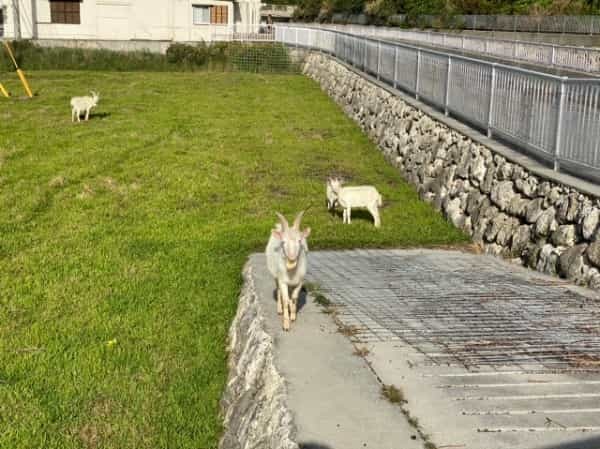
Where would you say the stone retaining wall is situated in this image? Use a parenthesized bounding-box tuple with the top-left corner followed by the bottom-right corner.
(219, 265, 298, 449)
(303, 52, 600, 290)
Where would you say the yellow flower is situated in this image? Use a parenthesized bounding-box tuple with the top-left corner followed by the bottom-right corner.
(106, 339, 117, 347)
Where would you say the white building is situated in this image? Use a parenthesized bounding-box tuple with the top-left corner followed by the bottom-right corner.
(0, 0, 263, 43)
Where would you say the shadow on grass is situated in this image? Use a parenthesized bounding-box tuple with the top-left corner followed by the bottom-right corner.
(91, 112, 111, 120)
(329, 208, 376, 225)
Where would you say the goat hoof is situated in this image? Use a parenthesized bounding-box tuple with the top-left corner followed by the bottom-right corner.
(290, 314, 296, 322)
(283, 320, 290, 331)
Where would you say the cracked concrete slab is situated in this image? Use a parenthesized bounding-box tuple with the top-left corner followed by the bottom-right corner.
(302, 249, 600, 449)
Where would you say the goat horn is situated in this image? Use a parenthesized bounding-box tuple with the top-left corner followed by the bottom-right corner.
(292, 210, 305, 230)
(275, 212, 289, 231)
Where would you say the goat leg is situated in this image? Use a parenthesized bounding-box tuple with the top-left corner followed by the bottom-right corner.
(279, 281, 291, 331)
(276, 284, 283, 315)
(290, 283, 302, 322)
(368, 204, 381, 228)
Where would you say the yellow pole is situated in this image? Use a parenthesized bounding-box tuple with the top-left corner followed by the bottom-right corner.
(0, 82, 8, 98)
(3, 41, 33, 98)
(16, 69, 33, 98)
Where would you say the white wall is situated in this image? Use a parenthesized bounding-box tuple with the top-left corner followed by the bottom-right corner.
(4, 0, 261, 41)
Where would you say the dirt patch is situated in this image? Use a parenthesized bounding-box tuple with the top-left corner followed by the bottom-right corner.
(49, 176, 67, 188)
(381, 384, 407, 404)
(77, 184, 95, 200)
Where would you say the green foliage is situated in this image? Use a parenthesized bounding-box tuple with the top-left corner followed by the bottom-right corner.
(0, 41, 299, 73)
(165, 42, 209, 67)
(293, 0, 600, 25)
(1, 40, 170, 72)
(0, 70, 466, 448)
(294, 0, 324, 20)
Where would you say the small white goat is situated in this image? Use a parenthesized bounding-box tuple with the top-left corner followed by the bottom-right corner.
(265, 211, 311, 331)
(70, 91, 99, 122)
(327, 177, 382, 227)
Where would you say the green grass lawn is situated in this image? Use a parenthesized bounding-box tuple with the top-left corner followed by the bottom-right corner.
(0, 70, 467, 449)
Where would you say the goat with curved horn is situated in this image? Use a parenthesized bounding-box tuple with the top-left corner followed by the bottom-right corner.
(275, 212, 289, 231)
(292, 210, 305, 230)
(265, 211, 311, 331)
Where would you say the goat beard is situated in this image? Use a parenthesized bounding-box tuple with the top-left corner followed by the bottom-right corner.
(286, 258, 297, 270)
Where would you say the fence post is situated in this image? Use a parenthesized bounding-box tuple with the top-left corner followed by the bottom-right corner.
(554, 77, 568, 172)
(551, 45, 556, 66)
(487, 64, 497, 138)
(363, 39, 368, 71)
(444, 56, 452, 116)
(376, 40, 381, 80)
(295, 28, 299, 48)
(415, 49, 421, 100)
(393, 46, 398, 89)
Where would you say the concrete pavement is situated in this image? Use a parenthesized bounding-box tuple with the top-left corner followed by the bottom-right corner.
(249, 249, 600, 449)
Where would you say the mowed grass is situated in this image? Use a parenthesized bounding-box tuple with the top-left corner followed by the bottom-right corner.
(0, 70, 467, 449)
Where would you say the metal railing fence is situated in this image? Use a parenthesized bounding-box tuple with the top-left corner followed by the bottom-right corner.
(458, 15, 600, 34)
(276, 25, 600, 182)
(302, 23, 600, 75)
(212, 23, 275, 42)
(337, 14, 600, 35)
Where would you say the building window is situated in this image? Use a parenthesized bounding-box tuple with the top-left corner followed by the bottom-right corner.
(50, 0, 81, 25)
(0, 8, 4, 38)
(193, 5, 228, 25)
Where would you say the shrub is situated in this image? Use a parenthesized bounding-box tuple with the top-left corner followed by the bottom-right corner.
(0, 41, 299, 73)
(165, 42, 209, 68)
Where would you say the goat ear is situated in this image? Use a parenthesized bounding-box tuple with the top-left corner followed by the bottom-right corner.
(302, 227, 311, 239)
(272, 229, 282, 240)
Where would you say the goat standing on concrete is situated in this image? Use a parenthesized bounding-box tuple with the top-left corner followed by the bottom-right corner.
(265, 211, 311, 331)
(327, 177, 382, 227)
(71, 91, 99, 122)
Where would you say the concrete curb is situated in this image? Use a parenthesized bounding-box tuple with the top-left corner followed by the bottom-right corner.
(219, 264, 298, 449)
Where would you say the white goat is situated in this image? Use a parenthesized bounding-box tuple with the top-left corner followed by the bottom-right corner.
(327, 177, 382, 227)
(71, 91, 99, 122)
(265, 211, 311, 331)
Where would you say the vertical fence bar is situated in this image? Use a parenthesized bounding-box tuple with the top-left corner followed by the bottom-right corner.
(363, 39, 368, 71)
(487, 64, 497, 138)
(393, 46, 398, 89)
(551, 45, 556, 65)
(554, 77, 568, 171)
(415, 49, 421, 100)
(444, 56, 452, 116)
(376, 40, 381, 80)
(295, 28, 299, 48)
